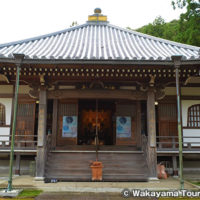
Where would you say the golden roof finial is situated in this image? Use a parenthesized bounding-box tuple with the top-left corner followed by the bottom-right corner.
(88, 8, 107, 22)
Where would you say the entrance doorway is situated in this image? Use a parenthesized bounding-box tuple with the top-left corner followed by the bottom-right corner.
(78, 99, 115, 145)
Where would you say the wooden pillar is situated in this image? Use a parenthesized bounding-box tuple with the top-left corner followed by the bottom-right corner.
(136, 101, 142, 149)
(147, 88, 158, 180)
(51, 99, 58, 149)
(15, 154, 20, 175)
(35, 88, 47, 180)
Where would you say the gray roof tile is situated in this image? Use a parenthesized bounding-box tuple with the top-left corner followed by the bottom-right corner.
(0, 22, 199, 61)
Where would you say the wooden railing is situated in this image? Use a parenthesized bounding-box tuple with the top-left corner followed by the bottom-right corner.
(157, 136, 200, 151)
(0, 134, 37, 150)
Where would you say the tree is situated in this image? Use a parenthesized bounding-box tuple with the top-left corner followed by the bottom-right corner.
(172, 0, 200, 46)
(135, 16, 166, 38)
(132, 0, 200, 46)
(134, 16, 179, 41)
(172, 0, 200, 10)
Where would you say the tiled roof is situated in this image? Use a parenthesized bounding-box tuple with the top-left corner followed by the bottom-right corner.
(0, 21, 199, 61)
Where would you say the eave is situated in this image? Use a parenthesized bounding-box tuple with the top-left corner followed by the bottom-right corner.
(0, 57, 200, 66)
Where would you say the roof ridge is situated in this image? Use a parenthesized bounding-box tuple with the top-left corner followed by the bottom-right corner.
(106, 23, 200, 51)
(0, 23, 88, 49)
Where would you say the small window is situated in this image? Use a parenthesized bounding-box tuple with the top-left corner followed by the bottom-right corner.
(0, 103, 6, 126)
(188, 104, 200, 128)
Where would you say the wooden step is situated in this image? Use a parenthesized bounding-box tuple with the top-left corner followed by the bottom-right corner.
(48, 154, 145, 162)
(45, 174, 148, 182)
(45, 151, 148, 181)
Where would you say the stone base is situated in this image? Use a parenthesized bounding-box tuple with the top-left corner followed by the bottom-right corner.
(148, 177, 159, 182)
(34, 177, 44, 181)
(0, 189, 23, 197)
(173, 169, 178, 176)
(15, 170, 20, 175)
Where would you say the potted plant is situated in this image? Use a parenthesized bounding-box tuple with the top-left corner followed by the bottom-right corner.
(90, 160, 103, 181)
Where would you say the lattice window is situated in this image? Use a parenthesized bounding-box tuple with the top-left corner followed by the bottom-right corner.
(0, 103, 6, 126)
(159, 103, 177, 120)
(188, 104, 200, 128)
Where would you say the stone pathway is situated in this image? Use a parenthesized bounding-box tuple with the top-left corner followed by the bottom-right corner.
(0, 176, 8, 185)
(0, 175, 199, 200)
(35, 192, 157, 200)
(0, 175, 197, 194)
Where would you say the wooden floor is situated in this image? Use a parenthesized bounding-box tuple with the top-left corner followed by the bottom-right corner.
(45, 149, 148, 182)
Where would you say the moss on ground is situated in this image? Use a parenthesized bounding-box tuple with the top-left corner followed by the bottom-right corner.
(18, 189, 42, 198)
(193, 182, 200, 186)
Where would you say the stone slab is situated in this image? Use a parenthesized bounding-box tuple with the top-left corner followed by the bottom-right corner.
(0, 189, 22, 197)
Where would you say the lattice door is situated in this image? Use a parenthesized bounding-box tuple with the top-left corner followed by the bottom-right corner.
(16, 102, 36, 147)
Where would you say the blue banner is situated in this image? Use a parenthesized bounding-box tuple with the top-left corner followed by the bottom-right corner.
(62, 116, 77, 138)
(116, 116, 131, 138)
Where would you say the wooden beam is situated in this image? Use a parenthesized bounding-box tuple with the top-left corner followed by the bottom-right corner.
(0, 94, 33, 99)
(36, 88, 47, 179)
(48, 89, 146, 100)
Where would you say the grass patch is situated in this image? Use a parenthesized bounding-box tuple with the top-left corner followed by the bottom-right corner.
(192, 182, 200, 186)
(18, 189, 42, 198)
(0, 189, 42, 200)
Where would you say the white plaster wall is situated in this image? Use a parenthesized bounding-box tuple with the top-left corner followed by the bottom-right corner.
(0, 127, 10, 145)
(182, 100, 200, 146)
(183, 129, 200, 147)
(182, 100, 200, 126)
(0, 98, 12, 145)
(0, 98, 12, 125)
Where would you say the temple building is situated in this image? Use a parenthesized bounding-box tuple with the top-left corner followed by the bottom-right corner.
(0, 8, 200, 181)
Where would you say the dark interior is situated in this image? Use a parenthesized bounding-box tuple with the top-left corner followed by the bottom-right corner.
(78, 99, 115, 145)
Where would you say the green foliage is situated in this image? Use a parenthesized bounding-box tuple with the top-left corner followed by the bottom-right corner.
(70, 21, 78, 27)
(135, 17, 180, 41)
(137, 16, 166, 38)
(177, 0, 200, 46)
(132, 0, 200, 46)
(172, 0, 200, 10)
